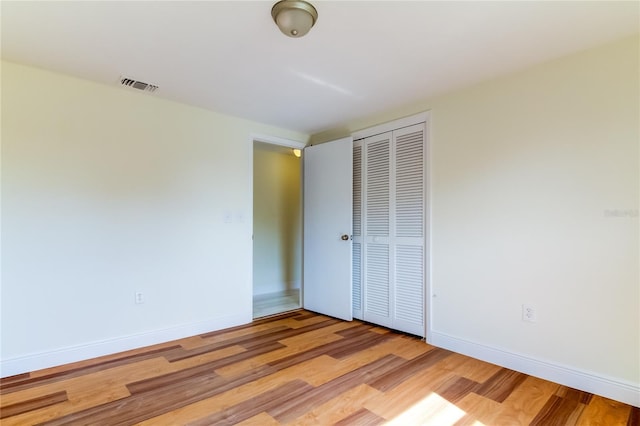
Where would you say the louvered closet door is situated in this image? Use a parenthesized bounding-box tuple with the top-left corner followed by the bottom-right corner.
(363, 132, 393, 328)
(354, 121, 426, 337)
(392, 124, 425, 336)
(352, 141, 363, 320)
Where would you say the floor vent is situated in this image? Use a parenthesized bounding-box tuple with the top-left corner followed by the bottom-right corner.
(120, 77, 158, 93)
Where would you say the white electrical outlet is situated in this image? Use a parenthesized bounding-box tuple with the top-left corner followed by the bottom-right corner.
(522, 304, 536, 322)
(135, 292, 144, 304)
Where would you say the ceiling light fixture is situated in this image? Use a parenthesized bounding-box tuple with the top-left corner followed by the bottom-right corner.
(271, 0, 318, 38)
(292, 148, 302, 158)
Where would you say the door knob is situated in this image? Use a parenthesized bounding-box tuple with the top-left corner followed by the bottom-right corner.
(341, 234, 349, 241)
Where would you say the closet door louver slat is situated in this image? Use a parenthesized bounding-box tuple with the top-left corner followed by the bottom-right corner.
(396, 130, 424, 238)
(353, 243, 362, 314)
(395, 245, 424, 326)
(365, 244, 390, 318)
(365, 139, 390, 237)
(352, 144, 363, 318)
(353, 145, 362, 237)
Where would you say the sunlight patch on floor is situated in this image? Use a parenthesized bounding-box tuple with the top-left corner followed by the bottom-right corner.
(386, 392, 484, 426)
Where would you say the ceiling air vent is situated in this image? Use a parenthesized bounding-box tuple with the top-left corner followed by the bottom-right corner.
(120, 77, 158, 93)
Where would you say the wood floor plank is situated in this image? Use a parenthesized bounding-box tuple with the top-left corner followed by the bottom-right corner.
(0, 345, 182, 395)
(434, 376, 479, 404)
(365, 362, 458, 420)
(388, 336, 437, 360)
(530, 394, 585, 426)
(212, 346, 318, 379)
(0, 357, 170, 425)
(133, 379, 268, 425)
(236, 412, 281, 426)
(577, 395, 635, 426)
(279, 313, 339, 329)
(135, 356, 341, 425)
(0, 373, 30, 386)
(29, 338, 184, 379)
(0, 390, 67, 419)
(332, 407, 386, 426)
(628, 406, 640, 426)
(278, 320, 362, 346)
(333, 323, 376, 338)
(324, 330, 394, 359)
(454, 391, 504, 425)
(288, 311, 318, 321)
(40, 365, 270, 426)
(384, 389, 468, 425)
(267, 354, 408, 423)
(1, 310, 636, 425)
(199, 319, 294, 342)
(170, 335, 207, 350)
(149, 350, 361, 425)
(438, 352, 503, 383)
(169, 344, 250, 371)
(37, 344, 285, 425)
(187, 380, 314, 426)
(299, 337, 410, 387)
(199, 311, 300, 336)
(127, 343, 283, 394)
(164, 326, 291, 362)
(474, 367, 529, 403)
(285, 383, 383, 425)
(266, 330, 392, 372)
(490, 375, 560, 425)
(558, 385, 594, 404)
(367, 347, 453, 392)
(239, 319, 342, 350)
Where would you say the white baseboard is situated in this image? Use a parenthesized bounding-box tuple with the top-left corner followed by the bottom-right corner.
(429, 330, 640, 408)
(253, 281, 301, 296)
(0, 312, 250, 378)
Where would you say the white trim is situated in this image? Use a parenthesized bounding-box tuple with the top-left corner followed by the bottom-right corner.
(424, 112, 433, 343)
(0, 312, 248, 378)
(430, 330, 640, 408)
(352, 112, 429, 141)
(251, 133, 307, 149)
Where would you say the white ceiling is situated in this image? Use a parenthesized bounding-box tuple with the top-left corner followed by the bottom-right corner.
(2, 1, 638, 135)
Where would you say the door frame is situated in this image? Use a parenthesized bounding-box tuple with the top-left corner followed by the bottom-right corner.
(249, 133, 307, 317)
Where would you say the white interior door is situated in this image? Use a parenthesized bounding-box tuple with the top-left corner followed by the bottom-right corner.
(303, 137, 353, 321)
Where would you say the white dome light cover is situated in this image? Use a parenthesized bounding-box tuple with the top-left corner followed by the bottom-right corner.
(271, 0, 318, 38)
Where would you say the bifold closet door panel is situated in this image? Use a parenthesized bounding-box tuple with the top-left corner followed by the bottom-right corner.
(392, 124, 426, 336)
(352, 142, 363, 319)
(363, 132, 393, 328)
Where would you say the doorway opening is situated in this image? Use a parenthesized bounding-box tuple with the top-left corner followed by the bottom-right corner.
(252, 140, 303, 318)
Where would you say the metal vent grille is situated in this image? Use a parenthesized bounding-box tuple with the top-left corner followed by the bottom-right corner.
(120, 77, 158, 93)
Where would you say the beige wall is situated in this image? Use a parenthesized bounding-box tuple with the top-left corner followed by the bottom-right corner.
(253, 143, 302, 296)
(314, 35, 639, 394)
(1, 61, 308, 374)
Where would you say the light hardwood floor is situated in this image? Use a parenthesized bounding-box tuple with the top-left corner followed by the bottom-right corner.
(1, 310, 637, 425)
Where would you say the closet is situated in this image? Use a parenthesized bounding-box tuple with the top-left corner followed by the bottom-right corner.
(352, 116, 427, 337)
